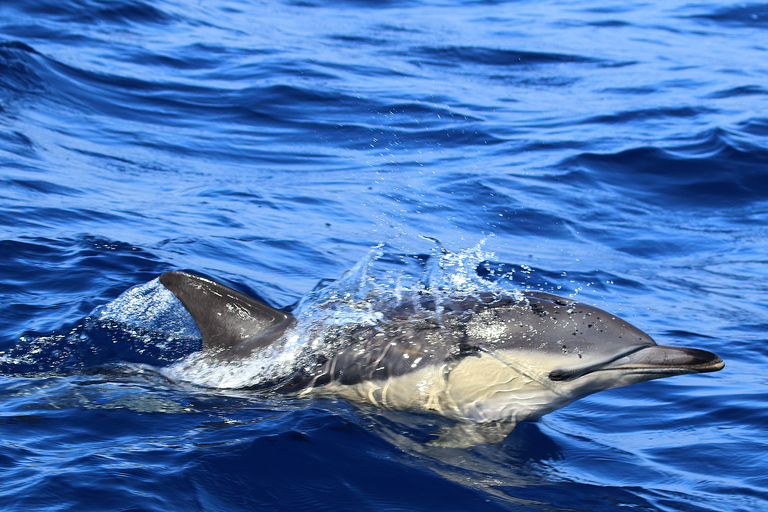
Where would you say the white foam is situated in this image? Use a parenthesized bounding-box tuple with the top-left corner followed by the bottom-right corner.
(95, 278, 200, 339)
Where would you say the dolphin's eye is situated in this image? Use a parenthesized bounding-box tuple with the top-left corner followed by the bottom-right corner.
(548, 368, 575, 381)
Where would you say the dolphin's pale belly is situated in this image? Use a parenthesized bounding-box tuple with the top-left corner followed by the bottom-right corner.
(301, 351, 570, 425)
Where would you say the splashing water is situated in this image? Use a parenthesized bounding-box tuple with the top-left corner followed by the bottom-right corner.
(0, 279, 201, 374)
(95, 278, 200, 339)
(161, 242, 511, 389)
(0, 243, 514, 386)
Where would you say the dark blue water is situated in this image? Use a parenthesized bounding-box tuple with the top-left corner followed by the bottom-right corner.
(1, 0, 767, 510)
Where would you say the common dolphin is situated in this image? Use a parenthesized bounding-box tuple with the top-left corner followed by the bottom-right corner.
(159, 270, 724, 447)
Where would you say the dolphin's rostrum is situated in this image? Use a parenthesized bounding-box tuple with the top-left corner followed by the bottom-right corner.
(160, 270, 723, 447)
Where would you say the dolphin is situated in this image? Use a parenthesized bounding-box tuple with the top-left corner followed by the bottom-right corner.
(159, 270, 724, 447)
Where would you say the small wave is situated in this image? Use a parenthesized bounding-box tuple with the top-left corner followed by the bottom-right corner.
(581, 106, 715, 125)
(374, 102, 484, 126)
(706, 85, 768, 99)
(0, 41, 45, 99)
(20, 0, 175, 26)
(740, 117, 768, 137)
(0, 178, 82, 197)
(559, 128, 768, 208)
(689, 3, 768, 28)
(410, 46, 604, 68)
(0, 131, 36, 159)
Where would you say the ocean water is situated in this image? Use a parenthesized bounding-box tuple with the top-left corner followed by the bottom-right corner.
(1, 0, 767, 510)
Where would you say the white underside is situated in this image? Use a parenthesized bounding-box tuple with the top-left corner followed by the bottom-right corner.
(300, 351, 575, 425)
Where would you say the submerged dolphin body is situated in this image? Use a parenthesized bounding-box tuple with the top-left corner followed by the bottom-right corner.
(159, 270, 723, 447)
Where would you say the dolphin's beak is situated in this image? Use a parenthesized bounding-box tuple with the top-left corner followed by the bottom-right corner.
(548, 345, 724, 381)
(598, 345, 724, 375)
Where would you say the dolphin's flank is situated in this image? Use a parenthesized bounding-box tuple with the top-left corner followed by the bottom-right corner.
(159, 270, 724, 447)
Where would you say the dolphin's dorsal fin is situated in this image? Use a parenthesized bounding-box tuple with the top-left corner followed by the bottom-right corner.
(159, 271, 295, 355)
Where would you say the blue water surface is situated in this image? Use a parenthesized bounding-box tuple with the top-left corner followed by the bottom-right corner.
(1, 0, 767, 510)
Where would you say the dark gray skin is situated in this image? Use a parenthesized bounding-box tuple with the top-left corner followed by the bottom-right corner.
(159, 270, 724, 446)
